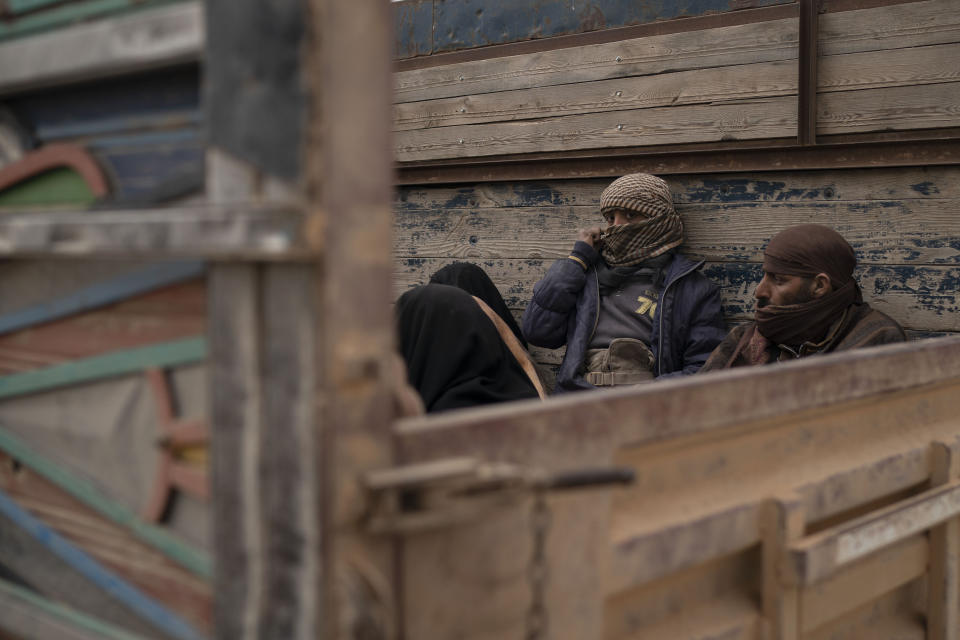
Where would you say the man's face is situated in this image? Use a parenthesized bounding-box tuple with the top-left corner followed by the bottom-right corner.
(755, 272, 816, 308)
(602, 208, 641, 227)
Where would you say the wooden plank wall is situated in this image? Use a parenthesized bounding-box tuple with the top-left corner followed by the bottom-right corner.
(395, 165, 960, 364)
(395, 337, 960, 639)
(392, 0, 793, 59)
(392, 0, 960, 162)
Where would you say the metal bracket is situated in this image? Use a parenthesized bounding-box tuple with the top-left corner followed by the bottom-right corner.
(362, 457, 633, 535)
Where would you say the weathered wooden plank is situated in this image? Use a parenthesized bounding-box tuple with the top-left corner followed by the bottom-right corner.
(928, 440, 960, 640)
(0, 576, 147, 640)
(787, 480, 960, 585)
(0, 262, 204, 337)
(394, 60, 796, 131)
(799, 534, 928, 633)
(257, 265, 319, 639)
(208, 264, 260, 640)
(393, 18, 799, 103)
(0, 337, 206, 401)
(0, 450, 211, 632)
(395, 258, 960, 331)
(0, 487, 205, 640)
(0, 205, 308, 259)
(0, 426, 211, 580)
(395, 95, 797, 161)
(761, 497, 802, 640)
(393, 167, 960, 210)
(819, 42, 960, 94)
(820, 0, 960, 57)
(603, 550, 761, 639)
(395, 198, 960, 264)
(394, 42, 960, 136)
(818, 82, 960, 137)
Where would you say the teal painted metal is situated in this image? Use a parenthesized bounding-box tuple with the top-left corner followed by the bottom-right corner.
(0, 424, 212, 579)
(0, 336, 207, 400)
(0, 576, 149, 640)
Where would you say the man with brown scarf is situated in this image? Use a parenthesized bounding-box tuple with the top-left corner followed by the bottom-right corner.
(701, 224, 906, 371)
(523, 173, 726, 391)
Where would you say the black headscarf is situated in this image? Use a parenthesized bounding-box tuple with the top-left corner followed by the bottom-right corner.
(396, 283, 538, 413)
(430, 262, 526, 347)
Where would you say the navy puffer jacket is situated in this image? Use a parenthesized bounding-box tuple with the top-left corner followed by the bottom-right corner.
(522, 241, 726, 392)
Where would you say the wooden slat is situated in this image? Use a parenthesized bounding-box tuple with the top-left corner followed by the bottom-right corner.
(819, 0, 960, 57)
(0, 337, 206, 401)
(0, 205, 308, 259)
(761, 497, 803, 639)
(0, 2, 202, 96)
(394, 167, 960, 210)
(798, 534, 928, 633)
(394, 60, 796, 132)
(0, 426, 211, 580)
(820, 42, 960, 94)
(395, 198, 960, 265)
(927, 440, 960, 639)
(0, 487, 204, 640)
(394, 18, 799, 103)
(819, 83, 960, 136)
(395, 258, 960, 331)
(395, 96, 797, 162)
(787, 480, 960, 585)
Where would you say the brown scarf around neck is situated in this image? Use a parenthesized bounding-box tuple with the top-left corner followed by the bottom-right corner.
(755, 279, 862, 346)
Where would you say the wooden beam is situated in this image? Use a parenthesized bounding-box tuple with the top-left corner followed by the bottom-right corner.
(0, 204, 308, 260)
(310, 0, 398, 637)
(0, 336, 206, 401)
(0, 2, 202, 96)
(928, 440, 960, 640)
(787, 479, 960, 586)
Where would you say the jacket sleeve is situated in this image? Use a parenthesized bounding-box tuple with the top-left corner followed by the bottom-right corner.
(658, 275, 727, 379)
(522, 241, 599, 349)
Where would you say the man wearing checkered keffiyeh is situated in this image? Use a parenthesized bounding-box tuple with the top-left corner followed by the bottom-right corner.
(522, 173, 726, 391)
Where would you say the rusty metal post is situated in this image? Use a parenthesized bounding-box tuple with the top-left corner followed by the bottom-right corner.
(798, 0, 820, 145)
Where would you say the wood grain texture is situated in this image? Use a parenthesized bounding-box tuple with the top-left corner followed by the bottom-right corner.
(396, 337, 960, 638)
(819, 0, 960, 57)
(818, 83, 960, 136)
(0, 450, 212, 633)
(394, 18, 799, 103)
(395, 96, 797, 161)
(394, 60, 797, 132)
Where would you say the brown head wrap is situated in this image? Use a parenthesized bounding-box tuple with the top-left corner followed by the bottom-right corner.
(762, 224, 856, 286)
(598, 173, 684, 266)
(756, 224, 862, 346)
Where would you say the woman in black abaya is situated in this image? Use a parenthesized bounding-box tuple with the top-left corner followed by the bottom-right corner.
(396, 282, 539, 413)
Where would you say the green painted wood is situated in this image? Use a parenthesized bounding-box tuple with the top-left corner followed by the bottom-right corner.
(0, 336, 207, 400)
(0, 424, 212, 579)
(0, 167, 96, 207)
(0, 576, 148, 640)
(0, 0, 187, 43)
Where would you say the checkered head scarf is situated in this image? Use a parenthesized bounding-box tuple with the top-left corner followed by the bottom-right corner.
(598, 173, 684, 267)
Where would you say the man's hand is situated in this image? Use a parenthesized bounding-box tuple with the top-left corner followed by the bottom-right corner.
(577, 227, 603, 247)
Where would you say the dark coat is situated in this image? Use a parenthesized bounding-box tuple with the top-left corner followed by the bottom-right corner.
(699, 302, 906, 372)
(521, 241, 726, 392)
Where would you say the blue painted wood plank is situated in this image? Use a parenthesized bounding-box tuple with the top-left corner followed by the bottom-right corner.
(0, 487, 206, 640)
(394, 0, 795, 58)
(0, 261, 205, 336)
(0, 425, 212, 579)
(36, 111, 200, 141)
(0, 336, 207, 400)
